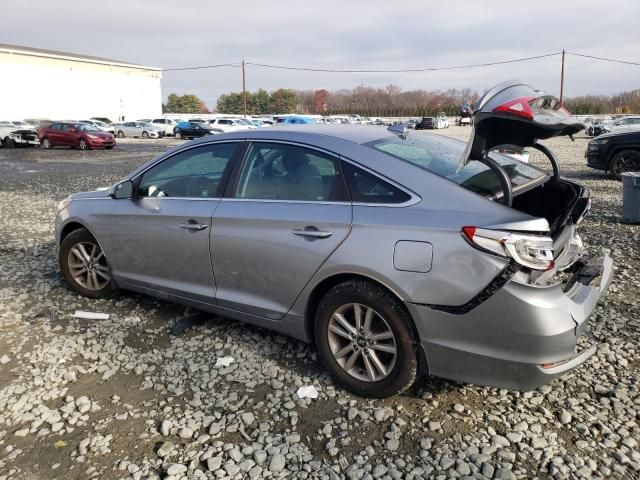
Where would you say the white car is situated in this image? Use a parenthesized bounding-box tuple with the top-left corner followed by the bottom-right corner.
(147, 118, 180, 136)
(113, 122, 164, 138)
(208, 118, 254, 133)
(0, 121, 39, 147)
(79, 120, 114, 134)
(1, 120, 36, 130)
(609, 116, 640, 134)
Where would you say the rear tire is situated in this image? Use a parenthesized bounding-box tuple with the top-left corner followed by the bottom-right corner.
(3, 137, 15, 149)
(106, 146, 114, 150)
(314, 279, 418, 398)
(609, 150, 640, 181)
(59, 228, 116, 299)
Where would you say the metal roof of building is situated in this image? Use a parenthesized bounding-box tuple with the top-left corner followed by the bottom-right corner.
(0, 43, 161, 71)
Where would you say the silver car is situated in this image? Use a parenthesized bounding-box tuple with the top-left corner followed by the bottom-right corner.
(55, 82, 612, 398)
(113, 121, 164, 139)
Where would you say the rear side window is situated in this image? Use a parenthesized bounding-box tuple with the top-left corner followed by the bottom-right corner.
(342, 162, 411, 204)
(235, 142, 348, 202)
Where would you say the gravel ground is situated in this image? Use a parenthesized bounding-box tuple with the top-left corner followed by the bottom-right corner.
(0, 130, 638, 480)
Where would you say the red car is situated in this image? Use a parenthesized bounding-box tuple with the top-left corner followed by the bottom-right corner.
(38, 122, 115, 150)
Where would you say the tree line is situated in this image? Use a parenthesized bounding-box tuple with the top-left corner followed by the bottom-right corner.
(164, 86, 640, 116)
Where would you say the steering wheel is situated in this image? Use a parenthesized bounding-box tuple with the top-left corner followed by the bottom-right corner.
(186, 176, 214, 197)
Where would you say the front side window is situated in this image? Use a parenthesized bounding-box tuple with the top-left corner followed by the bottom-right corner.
(235, 143, 347, 202)
(138, 143, 238, 198)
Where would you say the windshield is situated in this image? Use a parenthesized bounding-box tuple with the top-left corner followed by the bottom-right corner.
(75, 124, 101, 132)
(12, 121, 29, 126)
(363, 134, 546, 197)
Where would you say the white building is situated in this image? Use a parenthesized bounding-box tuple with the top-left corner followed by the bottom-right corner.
(0, 43, 162, 122)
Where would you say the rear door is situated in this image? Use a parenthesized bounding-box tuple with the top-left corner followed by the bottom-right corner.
(109, 141, 241, 305)
(59, 124, 75, 146)
(211, 141, 352, 319)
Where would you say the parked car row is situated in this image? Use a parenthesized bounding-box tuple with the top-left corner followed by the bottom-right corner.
(415, 115, 449, 130)
(584, 115, 640, 137)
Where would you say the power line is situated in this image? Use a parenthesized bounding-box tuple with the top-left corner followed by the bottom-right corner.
(566, 51, 640, 67)
(159, 51, 640, 74)
(161, 52, 561, 73)
(163, 62, 241, 72)
(245, 53, 562, 73)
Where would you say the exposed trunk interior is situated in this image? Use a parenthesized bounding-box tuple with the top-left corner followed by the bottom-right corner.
(511, 178, 585, 237)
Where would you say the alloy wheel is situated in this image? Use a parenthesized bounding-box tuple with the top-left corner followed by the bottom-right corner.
(79, 139, 88, 150)
(42, 138, 51, 149)
(613, 152, 640, 178)
(327, 303, 397, 382)
(67, 241, 110, 291)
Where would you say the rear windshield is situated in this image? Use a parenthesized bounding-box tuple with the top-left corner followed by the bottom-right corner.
(363, 134, 545, 197)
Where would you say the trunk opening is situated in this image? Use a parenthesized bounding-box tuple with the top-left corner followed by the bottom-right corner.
(511, 178, 586, 237)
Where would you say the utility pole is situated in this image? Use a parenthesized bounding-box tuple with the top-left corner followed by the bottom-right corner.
(559, 49, 565, 106)
(242, 60, 247, 118)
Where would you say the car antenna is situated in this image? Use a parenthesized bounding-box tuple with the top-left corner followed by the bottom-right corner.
(387, 123, 409, 139)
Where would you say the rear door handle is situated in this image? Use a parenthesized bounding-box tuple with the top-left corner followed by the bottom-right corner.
(292, 228, 333, 239)
(180, 221, 208, 231)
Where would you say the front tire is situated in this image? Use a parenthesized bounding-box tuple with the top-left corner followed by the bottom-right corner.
(42, 138, 52, 149)
(314, 280, 418, 398)
(142, 131, 149, 139)
(117, 131, 125, 138)
(59, 228, 116, 299)
(609, 150, 640, 181)
(79, 139, 90, 150)
(175, 131, 182, 139)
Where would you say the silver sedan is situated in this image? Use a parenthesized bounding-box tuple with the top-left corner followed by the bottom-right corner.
(113, 122, 164, 139)
(55, 82, 612, 398)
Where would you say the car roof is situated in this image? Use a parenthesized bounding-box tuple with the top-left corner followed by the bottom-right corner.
(232, 124, 406, 145)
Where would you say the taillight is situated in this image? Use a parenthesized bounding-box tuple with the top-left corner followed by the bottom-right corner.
(493, 97, 536, 120)
(462, 226, 555, 271)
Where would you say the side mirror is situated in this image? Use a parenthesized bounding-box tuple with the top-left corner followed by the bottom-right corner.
(110, 180, 133, 199)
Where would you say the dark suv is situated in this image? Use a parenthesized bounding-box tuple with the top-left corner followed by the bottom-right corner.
(415, 117, 436, 130)
(586, 130, 640, 180)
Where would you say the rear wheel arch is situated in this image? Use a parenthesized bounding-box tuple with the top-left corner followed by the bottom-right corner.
(303, 273, 427, 373)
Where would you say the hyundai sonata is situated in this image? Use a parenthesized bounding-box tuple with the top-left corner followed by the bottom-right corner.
(55, 82, 612, 398)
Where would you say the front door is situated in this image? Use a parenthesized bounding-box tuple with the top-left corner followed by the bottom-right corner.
(109, 141, 240, 305)
(212, 141, 352, 319)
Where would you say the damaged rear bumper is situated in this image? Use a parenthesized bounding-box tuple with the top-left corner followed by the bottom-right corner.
(408, 254, 613, 391)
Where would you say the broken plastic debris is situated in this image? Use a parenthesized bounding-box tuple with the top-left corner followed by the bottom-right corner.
(296, 385, 319, 399)
(54, 440, 67, 448)
(214, 356, 234, 367)
(73, 311, 109, 320)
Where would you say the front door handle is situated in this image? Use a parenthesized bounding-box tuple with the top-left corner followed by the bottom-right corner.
(292, 228, 333, 239)
(180, 221, 208, 231)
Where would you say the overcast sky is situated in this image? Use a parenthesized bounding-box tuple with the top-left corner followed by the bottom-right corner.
(4, 0, 640, 109)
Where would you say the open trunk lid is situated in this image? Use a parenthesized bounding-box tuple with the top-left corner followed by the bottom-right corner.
(460, 81, 585, 167)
